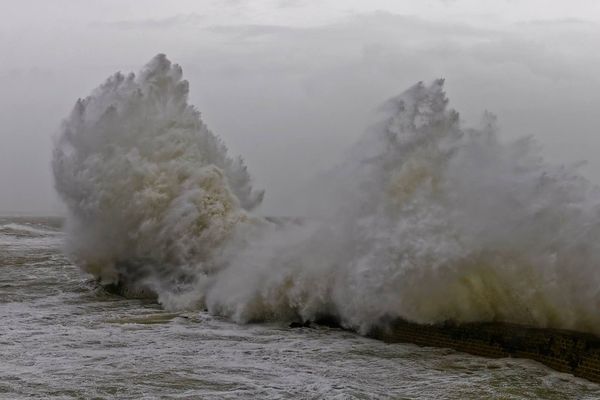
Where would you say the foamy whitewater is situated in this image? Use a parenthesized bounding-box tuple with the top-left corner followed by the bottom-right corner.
(53, 55, 600, 335)
(6, 217, 600, 398)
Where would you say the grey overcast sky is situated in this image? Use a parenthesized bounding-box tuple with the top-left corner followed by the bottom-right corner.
(1, 0, 600, 215)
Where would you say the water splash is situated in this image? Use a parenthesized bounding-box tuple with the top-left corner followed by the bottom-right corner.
(202, 79, 600, 334)
(53, 56, 600, 335)
(53, 54, 264, 290)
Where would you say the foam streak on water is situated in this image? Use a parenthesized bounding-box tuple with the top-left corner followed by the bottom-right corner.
(2, 217, 600, 399)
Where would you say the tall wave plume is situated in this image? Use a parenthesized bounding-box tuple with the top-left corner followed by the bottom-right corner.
(53, 54, 264, 294)
(54, 55, 600, 335)
(200, 79, 600, 334)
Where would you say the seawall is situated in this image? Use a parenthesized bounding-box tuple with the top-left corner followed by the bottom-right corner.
(368, 319, 600, 383)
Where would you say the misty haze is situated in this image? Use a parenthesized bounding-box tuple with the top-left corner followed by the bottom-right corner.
(3, 1, 600, 399)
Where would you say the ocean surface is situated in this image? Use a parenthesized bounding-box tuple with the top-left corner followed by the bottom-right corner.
(2, 217, 600, 400)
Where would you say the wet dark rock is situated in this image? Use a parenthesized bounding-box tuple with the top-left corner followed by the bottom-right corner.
(289, 320, 312, 328)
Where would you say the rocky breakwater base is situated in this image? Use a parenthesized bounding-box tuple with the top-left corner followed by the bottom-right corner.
(367, 319, 600, 383)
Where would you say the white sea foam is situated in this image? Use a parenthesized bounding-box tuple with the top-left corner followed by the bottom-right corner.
(54, 55, 600, 334)
(0, 222, 57, 236)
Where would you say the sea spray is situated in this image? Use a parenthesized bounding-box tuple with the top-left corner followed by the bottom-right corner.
(53, 54, 264, 294)
(202, 79, 600, 333)
(54, 55, 600, 335)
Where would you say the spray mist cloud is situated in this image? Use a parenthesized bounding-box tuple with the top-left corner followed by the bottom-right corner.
(54, 55, 600, 335)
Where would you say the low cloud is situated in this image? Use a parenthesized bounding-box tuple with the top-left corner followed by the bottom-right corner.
(92, 13, 204, 30)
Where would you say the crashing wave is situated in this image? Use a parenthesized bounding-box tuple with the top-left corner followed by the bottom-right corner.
(53, 54, 264, 293)
(201, 80, 600, 334)
(54, 55, 600, 335)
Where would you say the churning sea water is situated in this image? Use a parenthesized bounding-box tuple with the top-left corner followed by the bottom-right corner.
(1, 217, 600, 400)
